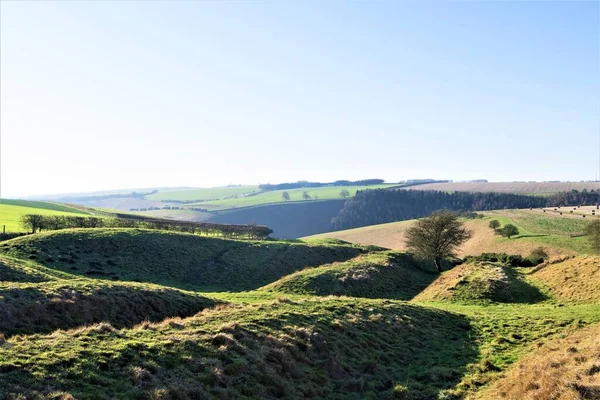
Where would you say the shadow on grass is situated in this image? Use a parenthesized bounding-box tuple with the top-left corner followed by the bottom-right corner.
(0, 283, 219, 336)
(498, 266, 548, 303)
(0, 301, 479, 400)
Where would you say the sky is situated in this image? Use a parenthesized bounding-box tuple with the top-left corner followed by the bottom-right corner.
(1, 1, 598, 197)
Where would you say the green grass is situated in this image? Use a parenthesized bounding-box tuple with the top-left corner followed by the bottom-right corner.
(413, 262, 548, 304)
(190, 185, 397, 210)
(146, 186, 260, 202)
(484, 214, 593, 254)
(261, 251, 437, 300)
(0, 228, 367, 291)
(0, 297, 480, 399)
(0, 223, 599, 399)
(488, 210, 589, 236)
(0, 200, 94, 233)
(0, 278, 218, 336)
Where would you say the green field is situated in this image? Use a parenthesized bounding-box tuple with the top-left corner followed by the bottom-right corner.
(190, 184, 397, 210)
(146, 186, 260, 201)
(0, 199, 92, 233)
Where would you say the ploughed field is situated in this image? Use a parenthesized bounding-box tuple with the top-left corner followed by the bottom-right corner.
(0, 224, 599, 399)
(407, 181, 600, 194)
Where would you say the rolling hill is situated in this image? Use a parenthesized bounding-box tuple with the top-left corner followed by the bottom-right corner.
(261, 251, 436, 300)
(0, 215, 599, 399)
(305, 209, 594, 257)
(0, 199, 94, 233)
(0, 228, 366, 291)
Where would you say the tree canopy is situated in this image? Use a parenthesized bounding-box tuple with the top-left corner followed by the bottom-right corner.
(405, 210, 472, 273)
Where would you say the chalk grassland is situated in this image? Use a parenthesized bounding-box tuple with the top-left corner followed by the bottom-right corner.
(0, 228, 600, 398)
(470, 323, 600, 400)
(407, 181, 600, 193)
(146, 186, 260, 201)
(0, 200, 93, 233)
(184, 184, 398, 210)
(305, 209, 594, 256)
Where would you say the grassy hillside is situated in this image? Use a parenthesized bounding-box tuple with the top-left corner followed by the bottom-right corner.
(1, 217, 599, 398)
(0, 298, 476, 399)
(306, 210, 593, 256)
(408, 181, 600, 193)
(526, 256, 600, 303)
(0, 199, 93, 233)
(0, 278, 217, 336)
(471, 323, 600, 400)
(0, 229, 365, 291)
(187, 184, 397, 210)
(412, 262, 547, 304)
(146, 186, 260, 201)
(262, 252, 436, 300)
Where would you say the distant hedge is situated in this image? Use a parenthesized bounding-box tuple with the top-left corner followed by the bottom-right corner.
(20, 214, 272, 240)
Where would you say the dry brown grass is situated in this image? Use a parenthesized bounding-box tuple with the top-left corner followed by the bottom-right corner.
(528, 256, 600, 303)
(458, 220, 573, 258)
(470, 324, 600, 400)
(410, 182, 600, 193)
(307, 219, 574, 258)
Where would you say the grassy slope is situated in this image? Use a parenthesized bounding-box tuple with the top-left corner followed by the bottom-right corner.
(0, 200, 93, 233)
(261, 251, 437, 300)
(470, 323, 600, 400)
(189, 185, 397, 210)
(0, 278, 218, 336)
(0, 225, 598, 398)
(412, 262, 547, 304)
(526, 256, 600, 303)
(0, 229, 365, 291)
(146, 186, 260, 201)
(306, 210, 592, 256)
(0, 298, 476, 399)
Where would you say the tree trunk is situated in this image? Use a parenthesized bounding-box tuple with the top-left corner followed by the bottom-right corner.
(434, 257, 442, 273)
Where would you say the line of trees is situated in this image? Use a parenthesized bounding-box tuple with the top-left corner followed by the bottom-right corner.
(331, 189, 552, 230)
(20, 214, 273, 240)
(259, 179, 386, 191)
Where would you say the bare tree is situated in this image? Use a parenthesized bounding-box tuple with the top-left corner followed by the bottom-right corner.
(282, 191, 290, 202)
(302, 191, 311, 201)
(340, 189, 350, 198)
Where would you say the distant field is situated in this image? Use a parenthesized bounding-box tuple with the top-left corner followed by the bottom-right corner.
(147, 186, 260, 201)
(0, 200, 92, 233)
(192, 184, 397, 210)
(408, 181, 600, 193)
(305, 209, 595, 256)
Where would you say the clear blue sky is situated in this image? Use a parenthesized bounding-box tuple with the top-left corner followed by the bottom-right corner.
(1, 1, 598, 197)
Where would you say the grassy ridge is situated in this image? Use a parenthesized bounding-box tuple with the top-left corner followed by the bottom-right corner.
(413, 262, 547, 304)
(0, 279, 218, 336)
(0, 200, 93, 233)
(261, 252, 436, 300)
(0, 298, 478, 399)
(0, 229, 366, 291)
